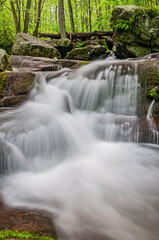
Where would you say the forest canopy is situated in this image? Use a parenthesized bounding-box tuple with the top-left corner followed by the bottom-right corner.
(0, 0, 159, 53)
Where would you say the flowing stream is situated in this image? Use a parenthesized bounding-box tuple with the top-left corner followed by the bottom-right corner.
(0, 58, 159, 240)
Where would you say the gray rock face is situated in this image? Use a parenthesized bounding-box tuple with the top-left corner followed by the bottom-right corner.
(0, 72, 35, 107)
(0, 49, 12, 72)
(12, 33, 61, 59)
(65, 45, 107, 61)
(10, 55, 89, 71)
(111, 5, 159, 58)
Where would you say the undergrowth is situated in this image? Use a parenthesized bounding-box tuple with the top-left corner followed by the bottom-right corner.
(0, 230, 55, 240)
(112, 6, 159, 37)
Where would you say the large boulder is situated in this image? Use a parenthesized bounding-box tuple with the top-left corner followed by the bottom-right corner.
(0, 49, 12, 72)
(65, 45, 107, 61)
(111, 5, 159, 58)
(0, 72, 35, 107)
(12, 33, 61, 59)
(137, 57, 159, 116)
(0, 200, 56, 238)
(45, 38, 73, 58)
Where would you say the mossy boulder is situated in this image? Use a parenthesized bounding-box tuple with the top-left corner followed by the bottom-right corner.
(65, 45, 107, 61)
(137, 58, 159, 115)
(111, 5, 137, 22)
(115, 42, 151, 58)
(0, 49, 12, 72)
(0, 200, 56, 238)
(111, 5, 159, 58)
(45, 38, 73, 58)
(12, 33, 61, 59)
(0, 72, 35, 107)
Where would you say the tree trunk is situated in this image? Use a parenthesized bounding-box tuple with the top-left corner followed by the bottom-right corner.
(74, 0, 78, 32)
(58, 0, 66, 38)
(34, 0, 37, 23)
(88, 0, 91, 31)
(39, 31, 114, 39)
(85, 16, 88, 32)
(55, 5, 58, 23)
(98, 0, 103, 30)
(10, 1, 21, 33)
(15, 0, 21, 30)
(33, 0, 45, 37)
(67, 0, 75, 33)
(23, 0, 32, 33)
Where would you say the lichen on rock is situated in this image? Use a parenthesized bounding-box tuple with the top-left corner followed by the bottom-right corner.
(45, 38, 73, 58)
(111, 5, 159, 58)
(0, 49, 12, 72)
(0, 72, 35, 107)
(65, 45, 107, 61)
(12, 33, 61, 59)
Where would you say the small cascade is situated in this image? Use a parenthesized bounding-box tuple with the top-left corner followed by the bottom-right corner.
(146, 100, 159, 144)
(48, 61, 139, 142)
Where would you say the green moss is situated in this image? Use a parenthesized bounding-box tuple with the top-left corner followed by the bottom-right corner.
(126, 45, 151, 58)
(0, 72, 7, 93)
(65, 47, 90, 60)
(79, 61, 90, 65)
(148, 87, 159, 101)
(138, 61, 159, 86)
(75, 42, 84, 48)
(112, 6, 159, 37)
(0, 230, 55, 240)
(23, 73, 34, 88)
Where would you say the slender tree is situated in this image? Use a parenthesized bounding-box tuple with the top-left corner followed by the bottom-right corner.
(10, 0, 21, 33)
(67, 0, 75, 32)
(33, 0, 45, 37)
(23, 0, 32, 33)
(88, 0, 91, 31)
(58, 0, 66, 38)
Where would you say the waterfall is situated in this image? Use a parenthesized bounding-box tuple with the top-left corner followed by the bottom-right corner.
(0, 58, 159, 240)
(147, 100, 159, 144)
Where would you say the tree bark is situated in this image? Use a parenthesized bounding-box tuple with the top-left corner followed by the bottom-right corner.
(74, 0, 78, 32)
(33, 0, 45, 37)
(39, 31, 114, 39)
(34, 0, 37, 23)
(58, 0, 66, 38)
(88, 0, 91, 31)
(23, 0, 32, 33)
(67, 0, 75, 33)
(55, 5, 58, 23)
(10, 1, 21, 33)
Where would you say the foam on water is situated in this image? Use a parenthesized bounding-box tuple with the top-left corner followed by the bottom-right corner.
(0, 59, 159, 240)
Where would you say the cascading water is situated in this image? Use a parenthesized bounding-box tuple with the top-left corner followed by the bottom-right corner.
(0, 58, 159, 240)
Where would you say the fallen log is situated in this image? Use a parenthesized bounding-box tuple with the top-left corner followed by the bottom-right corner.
(39, 31, 114, 40)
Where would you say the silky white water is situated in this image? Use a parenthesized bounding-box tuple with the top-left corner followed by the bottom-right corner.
(0, 59, 159, 240)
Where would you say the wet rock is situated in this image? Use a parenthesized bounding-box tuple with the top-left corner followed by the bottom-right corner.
(65, 45, 107, 61)
(115, 43, 151, 58)
(0, 72, 35, 107)
(111, 5, 159, 58)
(10, 55, 89, 71)
(0, 49, 12, 72)
(45, 38, 73, 58)
(137, 58, 159, 116)
(12, 33, 61, 59)
(0, 200, 56, 238)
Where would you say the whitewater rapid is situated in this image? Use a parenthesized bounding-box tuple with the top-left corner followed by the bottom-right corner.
(0, 59, 159, 240)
